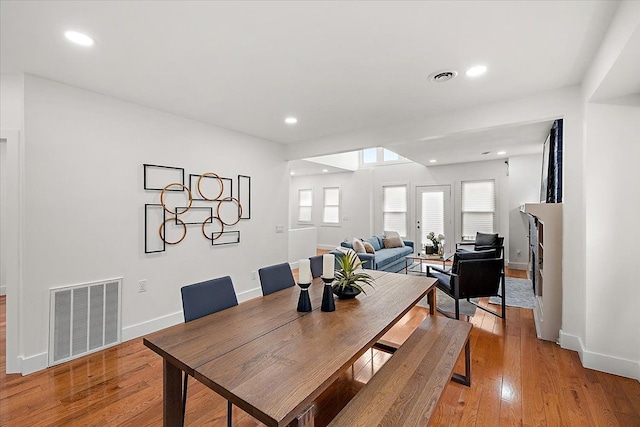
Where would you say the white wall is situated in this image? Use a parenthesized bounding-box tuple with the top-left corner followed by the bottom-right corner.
(290, 158, 524, 259)
(583, 102, 640, 379)
(289, 170, 373, 248)
(508, 154, 543, 269)
(16, 75, 289, 373)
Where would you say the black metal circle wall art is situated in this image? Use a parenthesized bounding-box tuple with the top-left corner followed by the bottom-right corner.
(160, 183, 193, 215)
(201, 216, 225, 240)
(159, 217, 187, 245)
(143, 165, 251, 253)
(216, 197, 243, 226)
(197, 172, 224, 201)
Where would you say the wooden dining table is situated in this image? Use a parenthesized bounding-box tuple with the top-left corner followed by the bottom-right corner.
(143, 270, 437, 427)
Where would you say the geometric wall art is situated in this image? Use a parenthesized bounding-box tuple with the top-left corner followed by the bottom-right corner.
(143, 164, 251, 254)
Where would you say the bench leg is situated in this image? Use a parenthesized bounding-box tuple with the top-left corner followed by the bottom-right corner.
(451, 338, 471, 387)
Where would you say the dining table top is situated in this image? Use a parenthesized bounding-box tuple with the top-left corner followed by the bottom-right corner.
(143, 269, 437, 427)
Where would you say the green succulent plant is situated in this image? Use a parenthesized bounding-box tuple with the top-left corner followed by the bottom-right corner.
(334, 251, 375, 294)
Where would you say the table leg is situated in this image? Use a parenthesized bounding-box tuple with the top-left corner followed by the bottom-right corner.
(163, 358, 183, 427)
(294, 405, 314, 427)
(427, 288, 436, 316)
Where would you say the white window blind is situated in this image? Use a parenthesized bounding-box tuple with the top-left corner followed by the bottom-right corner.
(421, 191, 444, 243)
(298, 189, 312, 223)
(383, 185, 407, 237)
(461, 180, 495, 240)
(323, 187, 340, 224)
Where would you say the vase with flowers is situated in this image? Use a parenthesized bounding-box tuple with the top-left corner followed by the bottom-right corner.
(426, 232, 445, 255)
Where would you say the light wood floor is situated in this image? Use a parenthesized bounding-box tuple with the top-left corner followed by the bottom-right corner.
(1, 269, 639, 426)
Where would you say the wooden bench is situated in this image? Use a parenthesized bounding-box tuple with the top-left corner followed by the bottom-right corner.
(328, 316, 472, 427)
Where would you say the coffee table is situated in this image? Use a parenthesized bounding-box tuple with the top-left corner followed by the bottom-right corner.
(405, 252, 455, 274)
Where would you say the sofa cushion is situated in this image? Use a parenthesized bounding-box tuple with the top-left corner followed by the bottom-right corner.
(364, 236, 383, 251)
(362, 241, 375, 254)
(384, 230, 401, 239)
(375, 245, 413, 269)
(352, 238, 366, 254)
(382, 236, 404, 248)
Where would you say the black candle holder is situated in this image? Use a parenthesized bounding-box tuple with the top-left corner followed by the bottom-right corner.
(297, 281, 312, 312)
(321, 277, 336, 312)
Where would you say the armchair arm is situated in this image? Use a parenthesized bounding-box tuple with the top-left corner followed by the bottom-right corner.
(426, 264, 455, 277)
(356, 253, 375, 270)
(456, 241, 475, 250)
(329, 250, 375, 270)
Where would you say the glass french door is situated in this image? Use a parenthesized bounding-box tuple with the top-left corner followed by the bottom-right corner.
(415, 185, 453, 254)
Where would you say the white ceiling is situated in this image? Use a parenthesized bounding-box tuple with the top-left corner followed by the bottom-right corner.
(0, 1, 619, 163)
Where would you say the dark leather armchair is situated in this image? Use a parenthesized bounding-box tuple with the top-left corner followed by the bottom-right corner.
(427, 250, 505, 320)
(456, 232, 504, 258)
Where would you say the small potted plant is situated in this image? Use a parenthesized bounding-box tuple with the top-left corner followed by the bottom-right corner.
(426, 232, 445, 255)
(333, 251, 375, 299)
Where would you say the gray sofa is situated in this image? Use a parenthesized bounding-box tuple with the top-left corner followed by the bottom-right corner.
(330, 236, 414, 273)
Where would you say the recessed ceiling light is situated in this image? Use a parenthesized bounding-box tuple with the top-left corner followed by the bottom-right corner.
(64, 30, 94, 47)
(322, 169, 328, 173)
(429, 70, 458, 83)
(497, 151, 506, 155)
(466, 65, 487, 77)
(429, 159, 437, 163)
(285, 117, 298, 124)
(290, 171, 295, 176)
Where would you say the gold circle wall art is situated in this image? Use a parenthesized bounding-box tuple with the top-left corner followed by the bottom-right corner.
(160, 183, 193, 215)
(202, 216, 225, 241)
(197, 172, 224, 201)
(216, 197, 243, 226)
(159, 217, 187, 245)
(143, 164, 250, 253)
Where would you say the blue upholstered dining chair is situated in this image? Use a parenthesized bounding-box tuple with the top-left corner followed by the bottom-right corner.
(309, 255, 324, 279)
(181, 276, 238, 427)
(258, 262, 296, 295)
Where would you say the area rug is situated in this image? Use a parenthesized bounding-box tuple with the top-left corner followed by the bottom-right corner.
(417, 288, 478, 317)
(489, 277, 535, 309)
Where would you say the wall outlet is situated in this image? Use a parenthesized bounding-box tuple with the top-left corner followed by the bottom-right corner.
(276, 225, 284, 233)
(251, 271, 257, 280)
(138, 280, 147, 293)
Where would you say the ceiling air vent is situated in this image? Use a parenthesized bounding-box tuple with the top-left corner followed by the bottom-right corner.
(429, 70, 458, 83)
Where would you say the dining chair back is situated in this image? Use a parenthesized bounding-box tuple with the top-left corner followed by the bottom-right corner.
(309, 255, 324, 279)
(181, 276, 238, 322)
(180, 276, 238, 427)
(258, 263, 296, 296)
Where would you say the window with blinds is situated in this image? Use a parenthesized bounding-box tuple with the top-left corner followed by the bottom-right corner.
(383, 185, 407, 237)
(298, 189, 312, 223)
(323, 187, 340, 224)
(461, 180, 495, 240)
(421, 191, 444, 243)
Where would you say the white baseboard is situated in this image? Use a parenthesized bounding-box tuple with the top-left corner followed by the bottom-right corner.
(0, 285, 6, 296)
(20, 352, 48, 376)
(122, 287, 263, 342)
(121, 311, 183, 342)
(237, 286, 263, 303)
(560, 330, 640, 381)
(507, 262, 527, 271)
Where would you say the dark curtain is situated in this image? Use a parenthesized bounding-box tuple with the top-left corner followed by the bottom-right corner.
(545, 119, 563, 203)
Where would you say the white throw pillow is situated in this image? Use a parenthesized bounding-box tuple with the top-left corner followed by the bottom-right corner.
(352, 238, 366, 254)
(384, 230, 401, 239)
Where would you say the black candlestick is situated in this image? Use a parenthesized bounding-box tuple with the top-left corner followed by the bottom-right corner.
(297, 282, 312, 312)
(321, 277, 335, 312)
